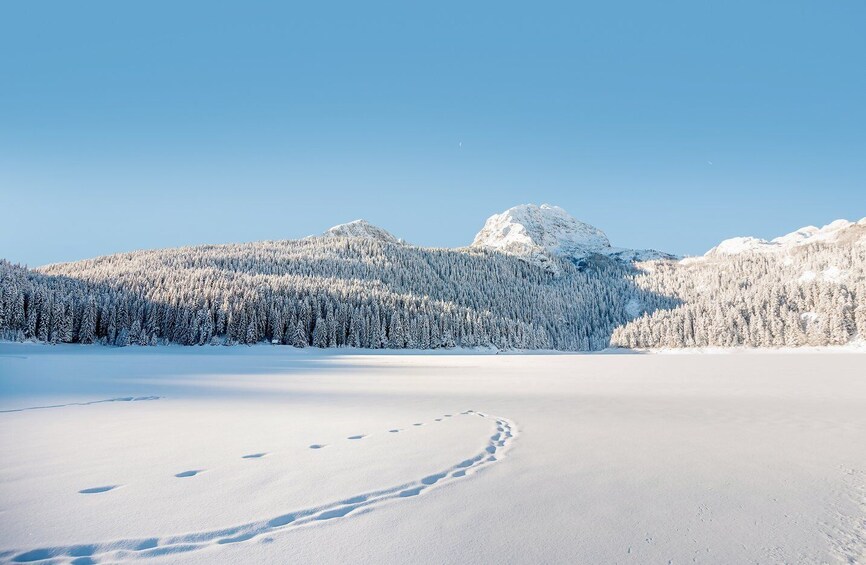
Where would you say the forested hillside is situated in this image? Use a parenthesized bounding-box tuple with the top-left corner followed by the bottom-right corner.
(1, 210, 863, 351)
(0, 237, 673, 351)
(611, 227, 866, 348)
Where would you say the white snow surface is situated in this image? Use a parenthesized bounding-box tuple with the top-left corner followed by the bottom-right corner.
(2, 344, 865, 564)
(320, 220, 399, 243)
(704, 217, 866, 257)
(471, 204, 675, 267)
(822, 265, 846, 283)
(705, 236, 775, 256)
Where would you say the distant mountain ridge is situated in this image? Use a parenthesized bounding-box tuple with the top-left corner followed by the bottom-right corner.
(702, 218, 866, 258)
(0, 205, 863, 351)
(313, 204, 677, 272)
(311, 206, 863, 265)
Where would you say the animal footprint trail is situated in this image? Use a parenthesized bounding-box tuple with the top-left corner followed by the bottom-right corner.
(0, 396, 161, 414)
(71, 412, 475, 496)
(7, 411, 517, 564)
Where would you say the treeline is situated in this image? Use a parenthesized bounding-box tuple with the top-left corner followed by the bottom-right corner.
(0, 237, 673, 351)
(3, 228, 861, 352)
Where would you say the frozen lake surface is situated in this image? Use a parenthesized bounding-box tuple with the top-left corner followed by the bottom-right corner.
(1, 344, 864, 564)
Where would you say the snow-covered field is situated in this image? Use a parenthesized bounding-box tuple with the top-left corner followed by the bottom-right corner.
(1, 345, 865, 564)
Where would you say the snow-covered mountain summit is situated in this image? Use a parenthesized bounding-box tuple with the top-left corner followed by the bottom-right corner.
(320, 220, 400, 244)
(704, 218, 866, 257)
(470, 204, 675, 268)
(471, 204, 610, 256)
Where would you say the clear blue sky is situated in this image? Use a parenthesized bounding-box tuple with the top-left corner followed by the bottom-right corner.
(2, 1, 864, 266)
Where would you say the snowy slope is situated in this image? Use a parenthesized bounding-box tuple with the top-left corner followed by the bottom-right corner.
(470, 204, 676, 268)
(2, 345, 865, 564)
(319, 220, 400, 244)
(704, 218, 866, 257)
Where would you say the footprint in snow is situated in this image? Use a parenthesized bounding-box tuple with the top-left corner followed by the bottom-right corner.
(347, 435, 366, 440)
(175, 470, 204, 478)
(79, 485, 119, 494)
(242, 453, 269, 459)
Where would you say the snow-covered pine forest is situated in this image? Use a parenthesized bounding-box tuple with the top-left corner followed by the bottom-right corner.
(611, 227, 866, 348)
(0, 238, 673, 351)
(1, 207, 863, 351)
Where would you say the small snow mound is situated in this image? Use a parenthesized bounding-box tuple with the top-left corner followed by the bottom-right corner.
(805, 219, 854, 244)
(798, 271, 817, 284)
(705, 236, 777, 256)
(772, 226, 819, 246)
(822, 266, 845, 283)
(800, 312, 819, 326)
